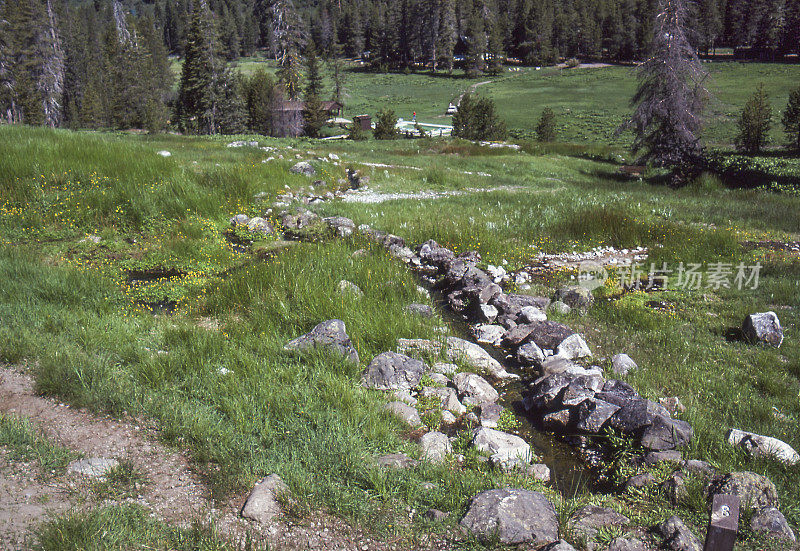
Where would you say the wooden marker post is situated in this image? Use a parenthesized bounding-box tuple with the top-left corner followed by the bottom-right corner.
(704, 494, 740, 551)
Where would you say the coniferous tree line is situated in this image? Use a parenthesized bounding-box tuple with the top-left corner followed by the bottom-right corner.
(1, 0, 173, 130)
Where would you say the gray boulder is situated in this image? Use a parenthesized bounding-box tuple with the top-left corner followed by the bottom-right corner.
(241, 474, 289, 524)
(67, 457, 119, 477)
(323, 216, 356, 237)
(554, 333, 592, 360)
(453, 372, 499, 404)
(554, 285, 594, 309)
(362, 352, 425, 390)
(658, 516, 701, 551)
(706, 471, 779, 509)
(460, 489, 558, 546)
(742, 311, 783, 347)
(420, 431, 452, 462)
(338, 279, 364, 297)
(230, 213, 250, 226)
(284, 320, 359, 364)
(473, 324, 505, 346)
(477, 304, 499, 324)
(519, 306, 547, 323)
(290, 161, 315, 176)
(576, 399, 620, 433)
(446, 337, 517, 380)
(569, 505, 630, 549)
(528, 320, 576, 350)
(612, 353, 638, 375)
(472, 427, 531, 465)
(750, 507, 796, 541)
(246, 217, 274, 235)
(421, 386, 466, 415)
(478, 402, 504, 428)
(727, 428, 800, 465)
(640, 416, 693, 450)
(549, 300, 572, 315)
(517, 341, 545, 366)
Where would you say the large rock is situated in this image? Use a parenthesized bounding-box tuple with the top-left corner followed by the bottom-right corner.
(362, 352, 425, 390)
(554, 285, 594, 309)
(323, 216, 356, 237)
(284, 320, 359, 364)
(640, 416, 693, 450)
(241, 474, 289, 524)
(555, 333, 591, 360)
(528, 321, 576, 350)
(460, 489, 558, 546)
(658, 516, 701, 551)
(609, 538, 649, 551)
(750, 507, 796, 541)
(727, 428, 800, 465)
(418, 240, 456, 270)
(524, 373, 572, 412)
(281, 208, 322, 231)
(472, 427, 531, 465)
(385, 401, 422, 427)
(290, 161, 315, 176)
(473, 324, 506, 346)
(706, 471, 779, 509)
(576, 399, 620, 433)
(445, 337, 517, 380)
(541, 540, 578, 551)
(608, 399, 671, 433)
(517, 341, 545, 366)
(742, 312, 783, 347)
(420, 431, 452, 462)
(453, 372, 499, 404)
(569, 505, 630, 549)
(246, 217, 274, 236)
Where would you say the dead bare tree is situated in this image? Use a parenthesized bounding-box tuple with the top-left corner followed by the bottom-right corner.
(39, 0, 65, 127)
(621, 0, 709, 171)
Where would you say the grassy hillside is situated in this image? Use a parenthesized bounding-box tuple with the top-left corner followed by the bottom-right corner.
(2, 125, 800, 549)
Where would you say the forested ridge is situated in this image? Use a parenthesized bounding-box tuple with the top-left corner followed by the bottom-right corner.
(1, 0, 799, 132)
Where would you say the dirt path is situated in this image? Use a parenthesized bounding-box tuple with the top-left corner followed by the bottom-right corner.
(0, 365, 208, 548)
(0, 365, 443, 550)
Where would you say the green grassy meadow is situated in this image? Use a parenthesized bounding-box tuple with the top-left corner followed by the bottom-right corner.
(189, 55, 800, 147)
(2, 122, 800, 550)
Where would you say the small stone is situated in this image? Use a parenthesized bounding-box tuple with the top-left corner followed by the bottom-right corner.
(706, 471, 779, 509)
(750, 507, 796, 541)
(284, 320, 359, 364)
(290, 161, 315, 176)
(472, 427, 531, 465)
(362, 352, 426, 391)
(541, 540, 577, 551)
(473, 324, 505, 346)
(453, 372, 499, 404)
(611, 353, 638, 375)
(609, 537, 649, 551)
(517, 341, 545, 366)
(626, 472, 657, 490)
(478, 304, 499, 324)
(554, 285, 594, 309)
(241, 474, 289, 524)
(67, 457, 119, 477)
(431, 362, 458, 375)
(420, 431, 452, 462)
(569, 505, 630, 548)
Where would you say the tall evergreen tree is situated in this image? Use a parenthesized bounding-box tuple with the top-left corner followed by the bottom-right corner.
(302, 44, 326, 137)
(622, 0, 708, 169)
(465, 3, 486, 77)
(736, 83, 772, 153)
(176, 0, 226, 134)
(782, 85, 800, 152)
